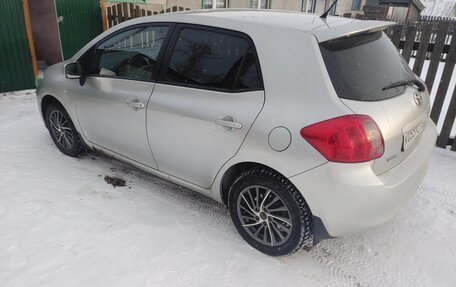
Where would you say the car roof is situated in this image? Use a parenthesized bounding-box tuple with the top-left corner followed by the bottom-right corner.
(182, 9, 355, 31)
(73, 9, 395, 60)
(135, 9, 394, 42)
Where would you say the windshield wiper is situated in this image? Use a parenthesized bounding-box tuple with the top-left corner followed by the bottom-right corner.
(382, 78, 425, 92)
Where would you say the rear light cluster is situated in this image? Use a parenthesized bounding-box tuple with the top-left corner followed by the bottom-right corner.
(300, 115, 384, 163)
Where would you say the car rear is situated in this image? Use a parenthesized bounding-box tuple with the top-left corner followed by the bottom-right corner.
(290, 26, 437, 238)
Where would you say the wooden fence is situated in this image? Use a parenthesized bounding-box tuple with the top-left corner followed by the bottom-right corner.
(385, 20, 456, 150)
(106, 4, 189, 28)
(106, 7, 456, 150)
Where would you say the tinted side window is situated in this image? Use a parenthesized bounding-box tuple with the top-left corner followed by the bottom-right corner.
(165, 28, 261, 91)
(93, 26, 169, 81)
(237, 48, 261, 90)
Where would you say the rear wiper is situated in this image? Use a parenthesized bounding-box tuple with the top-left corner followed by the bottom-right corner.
(382, 78, 425, 92)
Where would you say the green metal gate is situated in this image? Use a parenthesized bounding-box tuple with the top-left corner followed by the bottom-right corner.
(55, 0, 104, 60)
(0, 0, 35, 93)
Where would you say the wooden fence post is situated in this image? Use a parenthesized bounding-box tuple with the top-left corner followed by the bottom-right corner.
(107, 6, 113, 28)
(436, 86, 456, 148)
(391, 25, 403, 49)
(402, 26, 417, 62)
(412, 24, 432, 76)
(425, 21, 450, 91)
(22, 0, 38, 78)
(430, 33, 456, 124)
(100, 0, 108, 31)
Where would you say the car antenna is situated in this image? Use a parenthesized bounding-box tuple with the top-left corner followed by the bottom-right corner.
(320, 0, 338, 19)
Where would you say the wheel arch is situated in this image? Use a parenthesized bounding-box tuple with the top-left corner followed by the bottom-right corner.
(41, 95, 65, 121)
(220, 161, 289, 207)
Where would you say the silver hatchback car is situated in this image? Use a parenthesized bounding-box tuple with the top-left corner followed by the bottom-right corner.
(37, 10, 436, 256)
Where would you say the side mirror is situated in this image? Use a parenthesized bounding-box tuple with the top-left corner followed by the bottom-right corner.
(64, 62, 82, 79)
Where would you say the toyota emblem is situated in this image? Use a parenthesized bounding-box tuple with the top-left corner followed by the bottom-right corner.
(413, 91, 422, 106)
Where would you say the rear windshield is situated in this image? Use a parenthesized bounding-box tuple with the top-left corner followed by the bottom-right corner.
(320, 31, 415, 101)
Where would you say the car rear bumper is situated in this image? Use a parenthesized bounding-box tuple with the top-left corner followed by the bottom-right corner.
(289, 118, 437, 238)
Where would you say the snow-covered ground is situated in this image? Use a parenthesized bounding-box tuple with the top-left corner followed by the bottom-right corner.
(1, 92, 456, 286)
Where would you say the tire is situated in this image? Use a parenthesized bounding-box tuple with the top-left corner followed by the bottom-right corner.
(228, 168, 312, 256)
(45, 103, 81, 157)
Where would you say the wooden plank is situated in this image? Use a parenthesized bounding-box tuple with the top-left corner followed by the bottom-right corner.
(122, 2, 128, 21)
(21, 0, 38, 77)
(135, 5, 141, 18)
(112, 5, 118, 26)
(452, 135, 456, 151)
(116, 3, 123, 23)
(425, 21, 450, 92)
(401, 26, 417, 63)
(413, 24, 433, 77)
(129, 3, 134, 19)
(391, 25, 403, 49)
(430, 33, 456, 124)
(107, 6, 113, 28)
(436, 84, 456, 148)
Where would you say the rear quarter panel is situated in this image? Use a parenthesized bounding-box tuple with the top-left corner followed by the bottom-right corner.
(211, 28, 354, 201)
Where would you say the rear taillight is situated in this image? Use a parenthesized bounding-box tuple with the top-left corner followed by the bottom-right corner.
(300, 115, 384, 163)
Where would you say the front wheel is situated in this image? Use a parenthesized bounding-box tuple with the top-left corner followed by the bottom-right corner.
(45, 103, 81, 157)
(228, 168, 312, 256)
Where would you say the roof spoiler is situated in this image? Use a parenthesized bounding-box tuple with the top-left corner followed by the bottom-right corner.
(312, 21, 396, 43)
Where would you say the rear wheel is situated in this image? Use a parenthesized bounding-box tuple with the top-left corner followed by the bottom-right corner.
(45, 103, 81, 157)
(228, 168, 312, 256)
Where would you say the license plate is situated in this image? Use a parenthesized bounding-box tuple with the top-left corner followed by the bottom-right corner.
(402, 122, 426, 151)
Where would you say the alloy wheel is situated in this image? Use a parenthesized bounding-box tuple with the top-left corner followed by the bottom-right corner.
(236, 185, 293, 247)
(49, 110, 74, 150)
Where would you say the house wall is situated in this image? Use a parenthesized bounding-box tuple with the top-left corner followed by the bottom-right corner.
(386, 4, 421, 22)
(270, 0, 302, 11)
(166, 0, 200, 9)
(335, 0, 353, 14)
(315, 0, 328, 13)
(229, 0, 252, 8)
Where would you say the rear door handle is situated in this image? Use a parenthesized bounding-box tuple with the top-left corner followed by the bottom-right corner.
(215, 118, 242, 130)
(125, 98, 145, 110)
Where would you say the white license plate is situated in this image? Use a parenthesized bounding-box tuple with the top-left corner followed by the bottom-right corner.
(402, 122, 426, 151)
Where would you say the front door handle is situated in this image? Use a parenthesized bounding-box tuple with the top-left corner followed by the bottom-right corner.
(215, 117, 242, 130)
(125, 98, 145, 110)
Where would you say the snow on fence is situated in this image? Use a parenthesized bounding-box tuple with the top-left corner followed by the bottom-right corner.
(105, 8, 456, 151)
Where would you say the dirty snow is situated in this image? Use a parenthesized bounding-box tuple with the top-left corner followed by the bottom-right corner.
(1, 91, 456, 287)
